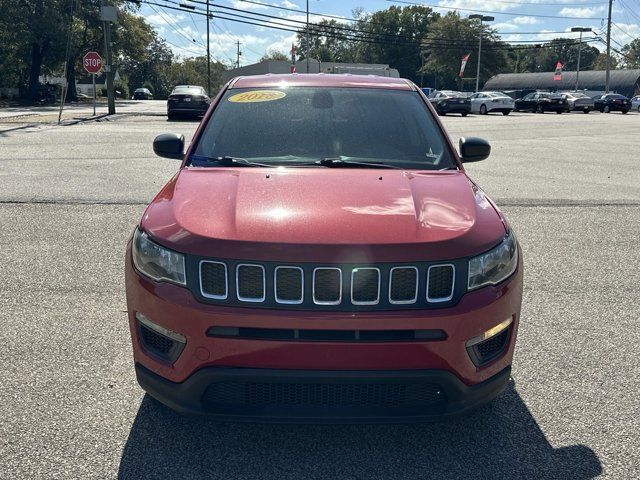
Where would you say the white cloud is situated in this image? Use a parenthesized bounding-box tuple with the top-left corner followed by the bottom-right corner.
(512, 16, 539, 25)
(230, 0, 269, 10)
(558, 6, 606, 18)
(437, 0, 513, 13)
(281, 0, 300, 8)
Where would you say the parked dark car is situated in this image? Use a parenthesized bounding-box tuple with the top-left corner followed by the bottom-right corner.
(428, 90, 471, 116)
(593, 94, 631, 114)
(167, 85, 211, 119)
(514, 92, 567, 114)
(133, 88, 153, 100)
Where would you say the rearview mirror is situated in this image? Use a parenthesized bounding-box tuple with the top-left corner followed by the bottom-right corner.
(153, 133, 185, 160)
(459, 137, 491, 163)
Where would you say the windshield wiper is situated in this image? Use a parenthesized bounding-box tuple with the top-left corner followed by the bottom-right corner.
(316, 157, 402, 169)
(191, 155, 276, 168)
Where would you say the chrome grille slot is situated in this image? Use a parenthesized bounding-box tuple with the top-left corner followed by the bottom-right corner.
(236, 264, 266, 302)
(427, 264, 455, 302)
(351, 268, 381, 305)
(200, 261, 228, 299)
(313, 268, 342, 305)
(389, 267, 418, 304)
(274, 266, 303, 304)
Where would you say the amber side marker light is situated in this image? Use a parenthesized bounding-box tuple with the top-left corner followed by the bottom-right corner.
(466, 317, 513, 347)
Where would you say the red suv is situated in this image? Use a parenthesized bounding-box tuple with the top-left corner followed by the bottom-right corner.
(125, 74, 523, 422)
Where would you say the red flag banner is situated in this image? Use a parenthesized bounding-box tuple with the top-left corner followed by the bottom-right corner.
(459, 53, 471, 77)
(553, 61, 563, 81)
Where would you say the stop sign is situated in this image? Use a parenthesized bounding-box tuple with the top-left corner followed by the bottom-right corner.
(83, 51, 102, 74)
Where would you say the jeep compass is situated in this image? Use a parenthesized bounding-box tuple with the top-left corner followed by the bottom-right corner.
(125, 74, 523, 422)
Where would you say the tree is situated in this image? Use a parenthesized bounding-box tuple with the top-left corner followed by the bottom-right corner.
(421, 12, 508, 90)
(592, 52, 619, 70)
(352, 6, 438, 83)
(0, 0, 69, 99)
(296, 19, 357, 63)
(259, 49, 289, 62)
(621, 39, 640, 68)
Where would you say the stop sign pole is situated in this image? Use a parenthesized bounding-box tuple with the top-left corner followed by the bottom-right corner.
(83, 51, 102, 116)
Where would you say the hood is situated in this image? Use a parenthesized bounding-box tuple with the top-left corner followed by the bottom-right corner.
(141, 168, 506, 263)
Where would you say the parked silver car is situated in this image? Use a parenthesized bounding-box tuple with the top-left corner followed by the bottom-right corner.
(562, 92, 594, 113)
(469, 91, 515, 115)
(632, 95, 640, 112)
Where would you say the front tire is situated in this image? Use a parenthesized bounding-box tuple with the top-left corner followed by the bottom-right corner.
(556, 110, 563, 114)
(480, 104, 487, 115)
(604, 105, 611, 113)
(584, 109, 590, 114)
(502, 110, 510, 116)
(622, 109, 628, 114)
(536, 104, 544, 114)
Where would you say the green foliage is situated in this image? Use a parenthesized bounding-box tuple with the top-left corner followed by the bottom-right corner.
(510, 39, 600, 73)
(421, 12, 508, 90)
(621, 39, 640, 68)
(260, 49, 289, 62)
(113, 78, 129, 99)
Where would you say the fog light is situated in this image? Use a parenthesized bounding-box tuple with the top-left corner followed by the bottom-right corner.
(466, 317, 513, 367)
(136, 313, 186, 363)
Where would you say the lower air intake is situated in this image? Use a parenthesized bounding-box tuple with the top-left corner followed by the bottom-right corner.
(202, 381, 446, 409)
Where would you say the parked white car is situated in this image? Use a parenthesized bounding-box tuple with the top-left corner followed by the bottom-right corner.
(469, 91, 515, 115)
(632, 95, 640, 112)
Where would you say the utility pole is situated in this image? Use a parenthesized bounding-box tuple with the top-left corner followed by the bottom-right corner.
(571, 27, 592, 91)
(605, 0, 613, 93)
(236, 41, 241, 69)
(469, 14, 494, 93)
(101, 1, 117, 115)
(207, 0, 211, 95)
(306, 0, 310, 73)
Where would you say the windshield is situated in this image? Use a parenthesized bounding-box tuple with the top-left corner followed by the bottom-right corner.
(191, 87, 456, 170)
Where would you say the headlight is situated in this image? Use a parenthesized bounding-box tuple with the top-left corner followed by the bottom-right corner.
(468, 232, 518, 290)
(132, 228, 186, 285)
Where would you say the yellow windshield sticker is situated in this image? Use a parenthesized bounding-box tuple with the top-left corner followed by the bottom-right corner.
(228, 90, 286, 103)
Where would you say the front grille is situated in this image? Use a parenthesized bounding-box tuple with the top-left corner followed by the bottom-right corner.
(389, 267, 418, 304)
(236, 264, 265, 302)
(197, 260, 458, 309)
(275, 267, 303, 304)
(351, 268, 380, 305)
(427, 265, 455, 301)
(202, 381, 446, 409)
(313, 268, 342, 304)
(200, 261, 227, 299)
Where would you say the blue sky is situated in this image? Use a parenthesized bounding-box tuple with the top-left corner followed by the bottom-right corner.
(139, 0, 640, 65)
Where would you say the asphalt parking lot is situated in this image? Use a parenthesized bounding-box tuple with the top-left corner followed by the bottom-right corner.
(1, 108, 639, 479)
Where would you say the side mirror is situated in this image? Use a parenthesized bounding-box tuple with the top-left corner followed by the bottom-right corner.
(153, 133, 185, 160)
(459, 137, 491, 163)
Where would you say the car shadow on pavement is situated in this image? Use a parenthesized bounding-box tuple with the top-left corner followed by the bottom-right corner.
(118, 380, 601, 480)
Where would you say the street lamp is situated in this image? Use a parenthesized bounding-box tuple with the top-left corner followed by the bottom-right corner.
(469, 14, 494, 93)
(571, 27, 592, 91)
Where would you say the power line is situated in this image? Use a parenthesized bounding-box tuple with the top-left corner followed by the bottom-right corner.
(154, 0, 600, 47)
(148, 4, 204, 46)
(141, 0, 600, 53)
(387, 0, 604, 20)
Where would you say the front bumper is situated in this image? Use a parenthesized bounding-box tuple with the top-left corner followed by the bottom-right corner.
(125, 244, 523, 420)
(136, 362, 511, 422)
